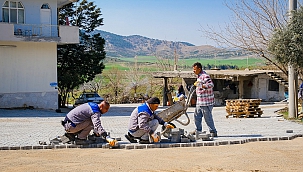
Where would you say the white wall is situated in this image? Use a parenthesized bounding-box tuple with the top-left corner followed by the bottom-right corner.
(0, 41, 58, 109)
(251, 74, 285, 101)
(0, 41, 57, 93)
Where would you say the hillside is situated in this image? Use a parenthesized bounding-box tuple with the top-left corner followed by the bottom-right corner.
(93, 30, 251, 58)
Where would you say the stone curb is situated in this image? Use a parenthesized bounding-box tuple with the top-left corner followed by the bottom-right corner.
(1, 134, 302, 151)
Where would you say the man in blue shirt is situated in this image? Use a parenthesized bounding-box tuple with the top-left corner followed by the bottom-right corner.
(125, 97, 174, 144)
(61, 101, 116, 146)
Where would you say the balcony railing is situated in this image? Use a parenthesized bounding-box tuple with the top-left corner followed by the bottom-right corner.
(0, 22, 79, 44)
(14, 23, 60, 37)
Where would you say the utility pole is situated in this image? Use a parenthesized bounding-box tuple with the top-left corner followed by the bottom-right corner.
(288, 0, 297, 118)
(174, 48, 178, 71)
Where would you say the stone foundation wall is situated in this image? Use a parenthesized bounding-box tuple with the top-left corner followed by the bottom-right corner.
(0, 92, 58, 110)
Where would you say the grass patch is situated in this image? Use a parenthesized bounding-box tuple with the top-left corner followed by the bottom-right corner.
(105, 55, 266, 72)
(279, 110, 303, 124)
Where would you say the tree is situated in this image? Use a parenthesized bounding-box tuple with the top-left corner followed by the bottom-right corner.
(101, 67, 126, 104)
(57, 0, 106, 107)
(268, 6, 303, 68)
(200, 0, 297, 75)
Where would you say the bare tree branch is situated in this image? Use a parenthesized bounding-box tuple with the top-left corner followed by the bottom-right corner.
(200, 0, 292, 74)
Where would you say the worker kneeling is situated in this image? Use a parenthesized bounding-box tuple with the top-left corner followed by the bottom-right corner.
(125, 97, 174, 144)
(61, 101, 116, 147)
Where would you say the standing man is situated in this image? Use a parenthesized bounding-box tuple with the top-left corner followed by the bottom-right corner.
(61, 101, 116, 146)
(125, 97, 174, 144)
(191, 62, 217, 137)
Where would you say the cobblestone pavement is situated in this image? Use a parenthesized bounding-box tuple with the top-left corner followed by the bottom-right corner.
(0, 102, 302, 149)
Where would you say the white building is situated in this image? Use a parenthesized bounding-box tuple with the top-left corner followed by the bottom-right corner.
(153, 70, 288, 106)
(0, 0, 79, 109)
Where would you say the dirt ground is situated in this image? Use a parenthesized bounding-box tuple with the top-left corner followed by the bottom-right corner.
(0, 138, 302, 172)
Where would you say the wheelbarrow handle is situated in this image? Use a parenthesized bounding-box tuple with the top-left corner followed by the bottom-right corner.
(175, 112, 190, 126)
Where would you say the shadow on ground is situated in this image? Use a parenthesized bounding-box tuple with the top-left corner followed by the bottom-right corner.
(0, 106, 137, 117)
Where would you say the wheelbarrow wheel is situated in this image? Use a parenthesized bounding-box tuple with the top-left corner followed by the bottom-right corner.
(161, 122, 176, 138)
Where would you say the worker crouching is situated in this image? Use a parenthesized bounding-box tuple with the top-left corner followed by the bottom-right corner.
(61, 101, 116, 146)
(125, 97, 174, 144)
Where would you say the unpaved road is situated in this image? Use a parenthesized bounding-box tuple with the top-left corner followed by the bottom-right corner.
(0, 137, 302, 172)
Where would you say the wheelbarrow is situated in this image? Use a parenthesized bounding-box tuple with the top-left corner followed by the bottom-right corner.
(157, 85, 196, 137)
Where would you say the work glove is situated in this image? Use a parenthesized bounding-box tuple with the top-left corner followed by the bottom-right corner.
(164, 122, 174, 129)
(166, 124, 174, 129)
(194, 81, 199, 87)
(106, 136, 117, 147)
(150, 133, 160, 143)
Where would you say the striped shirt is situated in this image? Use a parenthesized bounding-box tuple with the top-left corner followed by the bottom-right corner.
(195, 70, 215, 106)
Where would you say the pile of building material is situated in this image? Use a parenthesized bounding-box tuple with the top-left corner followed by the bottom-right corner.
(161, 128, 213, 143)
(225, 99, 263, 118)
(48, 132, 120, 147)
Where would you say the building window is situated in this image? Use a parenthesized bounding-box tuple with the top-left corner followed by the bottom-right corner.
(268, 80, 279, 91)
(41, 4, 50, 9)
(2, 1, 24, 23)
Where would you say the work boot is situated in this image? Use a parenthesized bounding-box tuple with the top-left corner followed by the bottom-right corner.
(64, 132, 76, 141)
(189, 130, 205, 135)
(125, 132, 137, 143)
(59, 133, 75, 144)
(210, 132, 218, 137)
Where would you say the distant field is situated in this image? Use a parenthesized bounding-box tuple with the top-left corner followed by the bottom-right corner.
(104, 55, 266, 71)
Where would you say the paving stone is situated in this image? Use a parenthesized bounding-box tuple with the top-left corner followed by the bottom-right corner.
(125, 145, 134, 149)
(67, 144, 79, 148)
(97, 143, 103, 148)
(218, 141, 229, 145)
(180, 143, 191, 147)
(0, 103, 302, 150)
(279, 136, 289, 140)
(89, 144, 97, 148)
(185, 133, 196, 142)
(230, 140, 241, 145)
(114, 137, 122, 141)
(21, 146, 33, 150)
(196, 142, 204, 147)
(248, 138, 258, 142)
(135, 145, 146, 149)
(33, 145, 44, 149)
(146, 144, 156, 149)
(269, 137, 279, 141)
(258, 137, 268, 141)
(180, 138, 190, 143)
(0, 147, 9, 150)
(10, 146, 21, 150)
(43, 145, 54, 149)
(160, 143, 170, 148)
(296, 134, 303, 137)
(169, 143, 180, 148)
(118, 144, 126, 149)
(190, 142, 197, 147)
(240, 140, 247, 144)
(102, 144, 110, 149)
(203, 142, 215, 146)
(55, 145, 67, 149)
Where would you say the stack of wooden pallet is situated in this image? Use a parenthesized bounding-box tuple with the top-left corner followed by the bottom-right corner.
(225, 99, 263, 118)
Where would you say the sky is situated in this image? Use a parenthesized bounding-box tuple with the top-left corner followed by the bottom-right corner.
(93, 0, 233, 46)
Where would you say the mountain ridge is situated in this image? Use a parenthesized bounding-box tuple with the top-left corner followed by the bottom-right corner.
(93, 30, 221, 58)
(93, 30, 250, 58)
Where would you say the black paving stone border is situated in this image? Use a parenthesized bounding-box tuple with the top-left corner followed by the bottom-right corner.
(0, 134, 302, 151)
